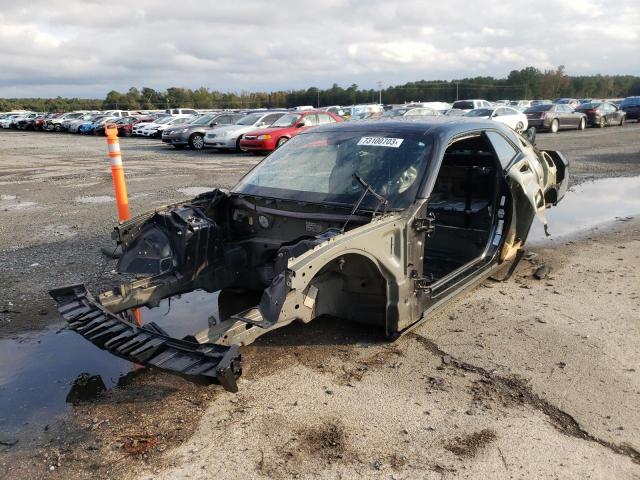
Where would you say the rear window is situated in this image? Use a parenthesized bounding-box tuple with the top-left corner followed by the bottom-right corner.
(621, 97, 640, 107)
(578, 103, 602, 109)
(525, 105, 553, 112)
(452, 101, 474, 110)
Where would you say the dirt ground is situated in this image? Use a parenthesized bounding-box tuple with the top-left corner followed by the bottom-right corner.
(0, 125, 639, 479)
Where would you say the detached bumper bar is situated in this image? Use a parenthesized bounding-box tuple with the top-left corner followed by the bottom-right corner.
(49, 284, 241, 392)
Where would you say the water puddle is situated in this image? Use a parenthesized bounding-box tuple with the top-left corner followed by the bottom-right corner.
(0, 290, 220, 443)
(177, 186, 211, 197)
(140, 290, 220, 339)
(0, 195, 39, 211)
(529, 176, 640, 243)
(75, 195, 114, 204)
(0, 324, 130, 441)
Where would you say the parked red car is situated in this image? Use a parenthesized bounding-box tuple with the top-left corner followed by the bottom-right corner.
(98, 116, 154, 136)
(240, 111, 343, 152)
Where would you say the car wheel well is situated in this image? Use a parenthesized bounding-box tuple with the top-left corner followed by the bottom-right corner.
(309, 253, 387, 328)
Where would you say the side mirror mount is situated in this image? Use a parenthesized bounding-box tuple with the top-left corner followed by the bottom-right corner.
(295, 122, 306, 128)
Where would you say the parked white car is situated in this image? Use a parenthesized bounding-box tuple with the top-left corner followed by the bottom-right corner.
(135, 116, 194, 138)
(203, 111, 287, 150)
(133, 116, 175, 136)
(103, 110, 133, 118)
(509, 100, 532, 111)
(0, 114, 22, 128)
(164, 108, 199, 118)
(402, 101, 452, 113)
(465, 106, 528, 132)
(45, 112, 88, 131)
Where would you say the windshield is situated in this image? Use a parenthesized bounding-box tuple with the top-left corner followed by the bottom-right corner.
(382, 109, 407, 117)
(578, 103, 602, 109)
(154, 116, 175, 124)
(236, 113, 263, 125)
(233, 130, 432, 210)
(466, 108, 493, 117)
(188, 115, 214, 125)
(270, 113, 301, 127)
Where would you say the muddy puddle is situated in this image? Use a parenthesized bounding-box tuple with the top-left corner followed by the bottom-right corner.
(0, 324, 130, 442)
(0, 290, 219, 444)
(75, 195, 114, 204)
(529, 175, 640, 243)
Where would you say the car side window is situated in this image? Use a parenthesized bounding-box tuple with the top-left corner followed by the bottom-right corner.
(302, 114, 319, 126)
(486, 131, 518, 168)
(317, 114, 334, 124)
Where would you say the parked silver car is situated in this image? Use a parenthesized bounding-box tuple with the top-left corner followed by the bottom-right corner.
(162, 113, 244, 150)
(204, 111, 287, 151)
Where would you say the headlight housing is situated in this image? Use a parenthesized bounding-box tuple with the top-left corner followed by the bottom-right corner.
(257, 134, 272, 140)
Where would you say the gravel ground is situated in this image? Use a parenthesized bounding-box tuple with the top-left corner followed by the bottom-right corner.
(0, 124, 639, 479)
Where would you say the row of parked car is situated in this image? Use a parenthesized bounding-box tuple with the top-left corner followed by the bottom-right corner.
(2, 96, 638, 153)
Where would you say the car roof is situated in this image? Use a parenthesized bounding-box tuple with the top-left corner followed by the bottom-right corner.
(309, 117, 508, 138)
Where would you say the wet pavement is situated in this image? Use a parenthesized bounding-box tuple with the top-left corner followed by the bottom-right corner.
(0, 324, 130, 443)
(1, 176, 638, 447)
(529, 175, 640, 243)
(0, 290, 220, 445)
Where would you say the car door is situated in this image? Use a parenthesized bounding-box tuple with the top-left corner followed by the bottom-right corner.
(497, 131, 555, 232)
(607, 104, 621, 123)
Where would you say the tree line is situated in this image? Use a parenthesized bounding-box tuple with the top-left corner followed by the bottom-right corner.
(3, 66, 640, 112)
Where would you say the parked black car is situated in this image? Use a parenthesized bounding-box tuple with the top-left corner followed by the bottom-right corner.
(524, 104, 586, 132)
(620, 96, 640, 121)
(575, 102, 626, 128)
(162, 113, 244, 150)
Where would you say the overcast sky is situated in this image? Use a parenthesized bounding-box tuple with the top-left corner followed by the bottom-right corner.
(0, 0, 638, 98)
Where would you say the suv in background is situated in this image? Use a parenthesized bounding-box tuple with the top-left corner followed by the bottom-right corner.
(451, 99, 492, 111)
(620, 96, 640, 121)
(164, 108, 199, 118)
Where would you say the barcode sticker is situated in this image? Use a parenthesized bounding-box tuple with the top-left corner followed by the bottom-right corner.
(357, 137, 404, 148)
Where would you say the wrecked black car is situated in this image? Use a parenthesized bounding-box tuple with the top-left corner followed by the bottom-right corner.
(51, 118, 568, 392)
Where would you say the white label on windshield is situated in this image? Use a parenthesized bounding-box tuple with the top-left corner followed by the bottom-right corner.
(357, 136, 404, 148)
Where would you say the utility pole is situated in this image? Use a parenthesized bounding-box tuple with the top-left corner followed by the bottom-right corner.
(317, 88, 320, 108)
(377, 81, 383, 105)
(456, 82, 459, 101)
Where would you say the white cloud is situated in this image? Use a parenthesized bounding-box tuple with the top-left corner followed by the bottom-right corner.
(0, 0, 637, 97)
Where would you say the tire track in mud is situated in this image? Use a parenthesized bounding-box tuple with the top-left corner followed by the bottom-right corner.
(408, 332, 640, 464)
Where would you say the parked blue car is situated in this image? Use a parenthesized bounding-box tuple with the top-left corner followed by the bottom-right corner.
(79, 116, 112, 135)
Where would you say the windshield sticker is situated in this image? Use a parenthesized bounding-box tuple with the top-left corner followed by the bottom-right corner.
(357, 137, 404, 148)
